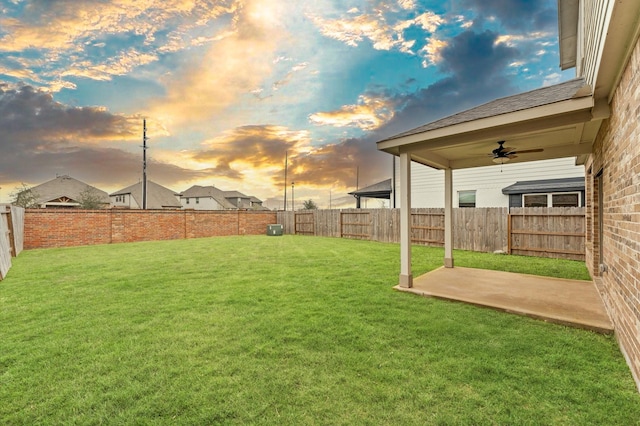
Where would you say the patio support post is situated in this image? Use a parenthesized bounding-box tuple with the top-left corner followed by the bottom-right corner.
(444, 168, 454, 268)
(399, 150, 413, 287)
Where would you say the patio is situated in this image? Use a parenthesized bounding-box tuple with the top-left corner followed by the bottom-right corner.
(394, 267, 613, 334)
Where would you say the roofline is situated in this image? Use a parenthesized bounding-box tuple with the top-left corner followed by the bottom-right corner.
(377, 95, 594, 152)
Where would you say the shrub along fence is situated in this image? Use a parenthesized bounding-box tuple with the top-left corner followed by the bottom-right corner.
(277, 207, 585, 261)
(24, 209, 276, 250)
(0, 205, 25, 280)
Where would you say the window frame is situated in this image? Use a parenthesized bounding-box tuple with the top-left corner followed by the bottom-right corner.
(457, 190, 477, 208)
(522, 191, 582, 207)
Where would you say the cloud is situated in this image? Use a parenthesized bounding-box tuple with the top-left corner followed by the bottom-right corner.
(0, 83, 197, 188)
(0, 0, 237, 90)
(0, 84, 141, 143)
(192, 125, 311, 181)
(185, 123, 389, 193)
(350, 28, 522, 152)
(542, 72, 562, 86)
(310, 9, 444, 55)
(420, 37, 448, 67)
(461, 0, 556, 31)
(148, 0, 289, 125)
(308, 94, 396, 131)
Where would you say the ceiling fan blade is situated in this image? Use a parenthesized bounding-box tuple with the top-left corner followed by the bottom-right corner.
(513, 148, 544, 154)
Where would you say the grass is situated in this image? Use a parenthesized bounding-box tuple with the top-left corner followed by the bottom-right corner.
(1, 235, 638, 424)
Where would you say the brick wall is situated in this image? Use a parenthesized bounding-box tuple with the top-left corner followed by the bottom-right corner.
(24, 209, 277, 249)
(585, 35, 640, 389)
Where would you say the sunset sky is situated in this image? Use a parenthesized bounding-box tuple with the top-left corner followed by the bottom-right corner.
(0, 0, 574, 208)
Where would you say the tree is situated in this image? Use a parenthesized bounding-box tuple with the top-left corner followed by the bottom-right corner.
(78, 187, 105, 209)
(302, 199, 318, 210)
(11, 183, 40, 208)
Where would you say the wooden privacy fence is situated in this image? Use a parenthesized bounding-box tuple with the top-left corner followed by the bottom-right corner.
(508, 207, 585, 261)
(0, 205, 25, 280)
(277, 207, 585, 260)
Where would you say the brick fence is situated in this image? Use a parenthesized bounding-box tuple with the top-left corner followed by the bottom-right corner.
(24, 209, 277, 249)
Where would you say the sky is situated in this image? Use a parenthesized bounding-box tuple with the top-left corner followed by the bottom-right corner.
(0, 0, 575, 208)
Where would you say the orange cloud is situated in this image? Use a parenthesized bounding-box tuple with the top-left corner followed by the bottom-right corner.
(308, 95, 395, 131)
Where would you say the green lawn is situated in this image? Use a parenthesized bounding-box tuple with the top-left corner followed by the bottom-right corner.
(1, 236, 638, 424)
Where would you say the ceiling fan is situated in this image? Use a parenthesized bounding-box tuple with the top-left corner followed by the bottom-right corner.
(490, 141, 543, 163)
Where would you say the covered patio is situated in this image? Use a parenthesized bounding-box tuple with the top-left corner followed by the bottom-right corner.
(376, 78, 611, 329)
(395, 267, 612, 334)
(377, 77, 607, 287)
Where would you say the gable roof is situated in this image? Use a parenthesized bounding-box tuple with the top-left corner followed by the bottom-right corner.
(382, 78, 590, 143)
(180, 185, 235, 209)
(30, 175, 110, 205)
(377, 77, 600, 170)
(222, 190, 250, 199)
(111, 181, 181, 209)
(502, 177, 585, 195)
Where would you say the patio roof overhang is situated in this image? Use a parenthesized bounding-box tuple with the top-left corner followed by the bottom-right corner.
(376, 78, 610, 288)
(377, 91, 608, 171)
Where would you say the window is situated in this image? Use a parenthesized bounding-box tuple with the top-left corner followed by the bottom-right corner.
(458, 190, 476, 208)
(186, 198, 190, 204)
(196, 197, 199, 204)
(523, 194, 548, 207)
(523, 192, 581, 207)
(552, 193, 579, 207)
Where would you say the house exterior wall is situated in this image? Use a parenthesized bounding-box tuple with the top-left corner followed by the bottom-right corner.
(181, 197, 225, 210)
(110, 193, 139, 209)
(24, 209, 276, 249)
(577, 0, 612, 87)
(180, 197, 224, 210)
(394, 158, 584, 208)
(584, 33, 640, 389)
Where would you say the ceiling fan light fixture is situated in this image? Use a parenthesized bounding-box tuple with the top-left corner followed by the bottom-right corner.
(493, 157, 509, 164)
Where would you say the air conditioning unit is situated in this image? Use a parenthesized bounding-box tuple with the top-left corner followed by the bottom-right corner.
(267, 224, 283, 236)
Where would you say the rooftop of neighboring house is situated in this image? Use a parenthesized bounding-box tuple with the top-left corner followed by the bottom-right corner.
(111, 180, 181, 209)
(180, 185, 236, 209)
(348, 178, 392, 199)
(29, 175, 110, 206)
(502, 177, 585, 195)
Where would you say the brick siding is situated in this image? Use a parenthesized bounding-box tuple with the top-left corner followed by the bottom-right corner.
(585, 35, 640, 389)
(24, 209, 277, 249)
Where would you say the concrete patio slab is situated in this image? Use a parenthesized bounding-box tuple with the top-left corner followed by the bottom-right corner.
(394, 267, 613, 334)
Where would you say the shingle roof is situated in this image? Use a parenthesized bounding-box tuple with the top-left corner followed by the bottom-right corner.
(348, 178, 392, 198)
(180, 185, 235, 209)
(31, 175, 110, 204)
(502, 177, 585, 195)
(111, 181, 181, 209)
(383, 78, 589, 142)
(222, 190, 249, 199)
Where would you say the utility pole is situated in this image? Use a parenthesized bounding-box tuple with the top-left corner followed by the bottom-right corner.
(283, 151, 288, 211)
(291, 181, 295, 212)
(142, 119, 148, 210)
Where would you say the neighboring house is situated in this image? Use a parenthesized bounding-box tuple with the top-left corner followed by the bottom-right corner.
(377, 0, 640, 391)
(394, 157, 584, 208)
(180, 185, 236, 210)
(349, 178, 392, 208)
(110, 181, 181, 210)
(222, 190, 252, 209)
(223, 191, 269, 210)
(24, 175, 109, 208)
(248, 196, 268, 210)
(502, 177, 585, 208)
